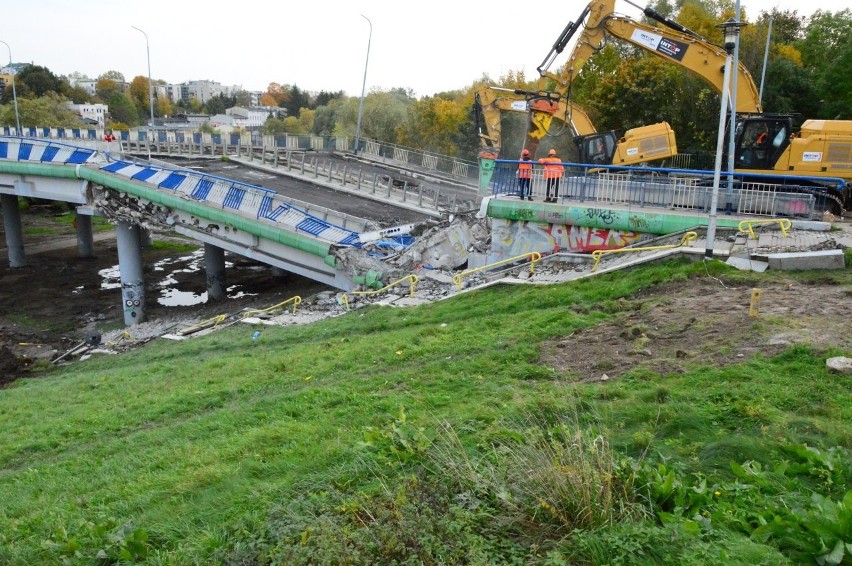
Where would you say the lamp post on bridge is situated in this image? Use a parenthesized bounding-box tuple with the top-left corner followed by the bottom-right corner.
(0, 40, 21, 136)
(705, 18, 746, 260)
(131, 25, 155, 161)
(353, 14, 372, 156)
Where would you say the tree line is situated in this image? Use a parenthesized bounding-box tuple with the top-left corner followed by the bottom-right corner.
(1, 1, 848, 162)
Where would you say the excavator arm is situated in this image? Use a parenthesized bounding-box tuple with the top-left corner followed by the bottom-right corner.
(539, 0, 762, 113)
(475, 87, 597, 158)
(475, 86, 677, 166)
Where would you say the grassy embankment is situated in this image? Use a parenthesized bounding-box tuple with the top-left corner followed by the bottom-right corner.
(0, 259, 849, 564)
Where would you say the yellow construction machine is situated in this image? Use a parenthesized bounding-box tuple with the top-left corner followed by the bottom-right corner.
(475, 86, 677, 166)
(535, 0, 851, 211)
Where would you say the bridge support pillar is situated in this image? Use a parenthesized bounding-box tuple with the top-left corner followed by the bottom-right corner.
(140, 228, 152, 248)
(1, 194, 26, 267)
(116, 220, 146, 325)
(204, 243, 227, 301)
(76, 213, 94, 257)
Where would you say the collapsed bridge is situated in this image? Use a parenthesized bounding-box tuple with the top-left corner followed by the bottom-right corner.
(0, 137, 422, 325)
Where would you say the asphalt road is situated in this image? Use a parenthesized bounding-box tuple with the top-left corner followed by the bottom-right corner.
(158, 156, 442, 227)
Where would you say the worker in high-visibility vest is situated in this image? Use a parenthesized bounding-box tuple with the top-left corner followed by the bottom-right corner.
(538, 148, 564, 203)
(517, 149, 533, 200)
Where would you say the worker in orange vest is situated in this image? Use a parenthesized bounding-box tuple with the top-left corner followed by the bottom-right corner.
(538, 148, 564, 203)
(517, 149, 533, 200)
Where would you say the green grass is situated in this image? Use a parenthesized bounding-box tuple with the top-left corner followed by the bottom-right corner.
(55, 212, 113, 232)
(23, 212, 112, 237)
(147, 240, 198, 253)
(22, 225, 62, 236)
(0, 259, 849, 564)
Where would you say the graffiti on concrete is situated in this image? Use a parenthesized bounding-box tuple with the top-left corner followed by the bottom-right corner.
(121, 280, 145, 319)
(492, 218, 640, 257)
(628, 214, 650, 230)
(584, 208, 618, 225)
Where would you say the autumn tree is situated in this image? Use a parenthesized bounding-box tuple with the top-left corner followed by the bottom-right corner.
(186, 97, 204, 113)
(95, 78, 121, 103)
(265, 83, 289, 106)
(156, 95, 173, 119)
(128, 76, 150, 110)
(297, 108, 314, 133)
(259, 93, 277, 107)
(398, 95, 469, 155)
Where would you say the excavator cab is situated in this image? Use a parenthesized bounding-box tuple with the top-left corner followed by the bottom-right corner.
(732, 116, 794, 171)
(575, 131, 618, 165)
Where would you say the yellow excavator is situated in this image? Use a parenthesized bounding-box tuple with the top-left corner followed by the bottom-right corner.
(475, 86, 677, 166)
(536, 0, 851, 212)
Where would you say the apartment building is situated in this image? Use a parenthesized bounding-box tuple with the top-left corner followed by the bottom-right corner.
(65, 102, 109, 126)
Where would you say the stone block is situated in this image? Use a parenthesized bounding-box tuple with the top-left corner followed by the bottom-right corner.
(726, 256, 769, 272)
(766, 249, 845, 271)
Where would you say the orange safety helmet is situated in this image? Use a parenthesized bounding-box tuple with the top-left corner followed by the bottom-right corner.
(548, 149, 556, 156)
(522, 149, 530, 156)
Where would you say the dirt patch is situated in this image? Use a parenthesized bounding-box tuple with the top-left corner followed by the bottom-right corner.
(542, 278, 852, 382)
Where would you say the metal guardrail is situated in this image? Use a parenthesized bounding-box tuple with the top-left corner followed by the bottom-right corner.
(175, 295, 302, 336)
(177, 314, 228, 336)
(354, 138, 478, 182)
(738, 218, 792, 239)
(452, 252, 542, 290)
(0, 125, 478, 184)
(340, 275, 419, 310)
(488, 160, 845, 220)
(590, 231, 698, 272)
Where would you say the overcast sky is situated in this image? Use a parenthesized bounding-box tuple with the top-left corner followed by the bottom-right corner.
(1, 0, 848, 98)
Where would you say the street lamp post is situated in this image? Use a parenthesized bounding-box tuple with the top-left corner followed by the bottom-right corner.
(705, 18, 745, 260)
(758, 15, 773, 104)
(0, 40, 21, 136)
(724, 0, 743, 212)
(353, 14, 372, 156)
(131, 26, 155, 161)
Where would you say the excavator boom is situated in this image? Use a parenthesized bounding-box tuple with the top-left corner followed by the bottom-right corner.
(535, 0, 850, 212)
(475, 87, 675, 166)
(538, 0, 762, 113)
